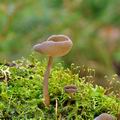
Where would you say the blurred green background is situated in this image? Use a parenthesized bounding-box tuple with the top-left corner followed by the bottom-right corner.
(0, 0, 120, 80)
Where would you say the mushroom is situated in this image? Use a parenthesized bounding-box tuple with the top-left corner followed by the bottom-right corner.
(94, 113, 116, 120)
(33, 35, 73, 107)
(64, 85, 77, 98)
(64, 85, 77, 94)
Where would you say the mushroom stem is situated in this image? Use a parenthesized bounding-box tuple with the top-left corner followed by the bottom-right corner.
(43, 56, 53, 107)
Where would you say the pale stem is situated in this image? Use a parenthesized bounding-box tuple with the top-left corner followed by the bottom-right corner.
(43, 56, 53, 107)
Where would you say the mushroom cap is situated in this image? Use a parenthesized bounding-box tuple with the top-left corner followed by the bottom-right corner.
(33, 35, 73, 57)
(94, 113, 115, 120)
(64, 85, 77, 94)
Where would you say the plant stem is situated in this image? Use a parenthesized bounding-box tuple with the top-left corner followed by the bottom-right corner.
(43, 56, 53, 107)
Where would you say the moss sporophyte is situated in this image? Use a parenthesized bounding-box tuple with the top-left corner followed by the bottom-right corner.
(33, 35, 73, 107)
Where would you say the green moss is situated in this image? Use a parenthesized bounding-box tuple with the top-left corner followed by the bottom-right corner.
(0, 56, 120, 119)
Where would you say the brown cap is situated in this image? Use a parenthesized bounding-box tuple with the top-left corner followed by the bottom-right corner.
(64, 85, 77, 94)
(33, 35, 73, 57)
(94, 113, 115, 120)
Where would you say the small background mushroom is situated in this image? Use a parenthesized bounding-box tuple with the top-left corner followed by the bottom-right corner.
(94, 113, 116, 120)
(64, 85, 77, 94)
(64, 85, 77, 99)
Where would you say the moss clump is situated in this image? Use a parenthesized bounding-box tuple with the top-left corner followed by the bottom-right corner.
(0, 56, 120, 119)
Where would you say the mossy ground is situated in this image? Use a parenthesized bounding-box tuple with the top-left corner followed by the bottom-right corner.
(0, 55, 120, 120)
